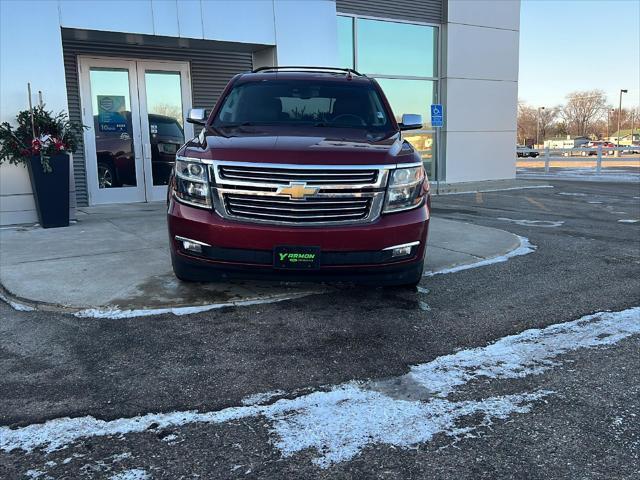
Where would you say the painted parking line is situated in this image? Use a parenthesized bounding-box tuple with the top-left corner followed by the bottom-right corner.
(2, 307, 638, 469)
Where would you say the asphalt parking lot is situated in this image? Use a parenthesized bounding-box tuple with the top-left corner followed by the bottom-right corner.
(1, 180, 639, 479)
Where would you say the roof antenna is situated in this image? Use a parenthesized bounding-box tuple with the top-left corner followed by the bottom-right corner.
(346, 68, 353, 81)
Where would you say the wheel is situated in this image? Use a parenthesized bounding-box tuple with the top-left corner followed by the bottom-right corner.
(97, 163, 117, 189)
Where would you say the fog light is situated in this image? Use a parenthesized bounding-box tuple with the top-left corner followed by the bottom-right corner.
(175, 236, 210, 254)
(391, 245, 412, 257)
(183, 240, 202, 253)
(383, 241, 420, 258)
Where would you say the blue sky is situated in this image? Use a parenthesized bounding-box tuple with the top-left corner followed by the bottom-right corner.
(519, 0, 640, 109)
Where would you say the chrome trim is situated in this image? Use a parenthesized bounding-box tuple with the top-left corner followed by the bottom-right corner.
(172, 191, 212, 210)
(213, 161, 390, 191)
(175, 235, 211, 247)
(382, 241, 420, 251)
(382, 196, 426, 214)
(203, 160, 423, 226)
(176, 155, 213, 164)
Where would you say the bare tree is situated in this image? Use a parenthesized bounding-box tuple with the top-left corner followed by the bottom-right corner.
(149, 103, 184, 126)
(517, 102, 537, 144)
(608, 108, 635, 135)
(561, 90, 607, 137)
(538, 107, 559, 141)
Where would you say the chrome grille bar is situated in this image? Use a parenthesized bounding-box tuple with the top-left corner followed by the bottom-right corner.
(210, 161, 394, 225)
(218, 165, 378, 185)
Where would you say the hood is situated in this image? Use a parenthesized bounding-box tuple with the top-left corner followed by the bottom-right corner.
(180, 128, 418, 166)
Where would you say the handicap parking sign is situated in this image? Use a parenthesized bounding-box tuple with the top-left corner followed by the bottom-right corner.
(431, 104, 443, 127)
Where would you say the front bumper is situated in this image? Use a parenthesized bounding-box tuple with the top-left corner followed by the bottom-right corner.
(167, 196, 430, 284)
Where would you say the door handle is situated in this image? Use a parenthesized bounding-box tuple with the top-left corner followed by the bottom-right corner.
(144, 142, 152, 160)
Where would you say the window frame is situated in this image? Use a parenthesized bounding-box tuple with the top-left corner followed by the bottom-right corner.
(337, 13, 443, 181)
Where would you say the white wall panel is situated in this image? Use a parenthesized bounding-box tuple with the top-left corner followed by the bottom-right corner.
(444, 131, 517, 183)
(59, 0, 155, 35)
(274, 0, 338, 66)
(447, 23, 519, 81)
(152, 0, 180, 37)
(446, 78, 518, 132)
(202, 0, 275, 45)
(448, 0, 520, 31)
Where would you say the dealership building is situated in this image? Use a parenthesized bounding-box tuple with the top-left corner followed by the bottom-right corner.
(0, 0, 520, 226)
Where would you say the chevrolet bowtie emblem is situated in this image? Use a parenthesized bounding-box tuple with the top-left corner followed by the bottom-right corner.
(276, 182, 319, 199)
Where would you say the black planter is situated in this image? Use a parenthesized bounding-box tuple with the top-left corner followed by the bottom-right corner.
(27, 154, 70, 228)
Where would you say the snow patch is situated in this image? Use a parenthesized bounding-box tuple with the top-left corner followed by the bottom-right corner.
(517, 171, 640, 183)
(497, 217, 564, 228)
(441, 185, 553, 195)
(557, 192, 587, 196)
(618, 219, 639, 224)
(0, 292, 35, 311)
(2, 307, 637, 467)
(424, 235, 535, 277)
(241, 390, 287, 406)
(409, 307, 640, 397)
(110, 469, 149, 480)
(25, 470, 47, 479)
(74, 293, 316, 319)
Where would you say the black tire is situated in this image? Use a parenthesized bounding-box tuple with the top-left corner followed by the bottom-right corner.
(385, 262, 424, 290)
(97, 162, 118, 189)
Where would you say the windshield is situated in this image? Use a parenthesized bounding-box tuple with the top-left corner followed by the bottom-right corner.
(212, 80, 393, 131)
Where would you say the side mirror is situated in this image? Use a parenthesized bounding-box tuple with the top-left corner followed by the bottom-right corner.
(186, 108, 208, 125)
(399, 113, 423, 131)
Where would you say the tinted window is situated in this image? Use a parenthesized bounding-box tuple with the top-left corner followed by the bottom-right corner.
(357, 19, 437, 77)
(213, 80, 392, 130)
(150, 117, 184, 138)
(376, 78, 435, 127)
(337, 16, 354, 69)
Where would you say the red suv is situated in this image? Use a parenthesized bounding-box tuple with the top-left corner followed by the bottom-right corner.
(167, 67, 430, 287)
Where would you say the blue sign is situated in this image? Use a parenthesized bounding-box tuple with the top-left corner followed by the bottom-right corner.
(98, 95, 128, 133)
(431, 104, 443, 128)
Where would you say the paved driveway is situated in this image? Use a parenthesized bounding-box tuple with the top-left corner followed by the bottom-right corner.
(1, 180, 638, 479)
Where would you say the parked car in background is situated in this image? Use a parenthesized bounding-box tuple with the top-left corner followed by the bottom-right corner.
(167, 67, 431, 288)
(580, 141, 615, 156)
(94, 113, 184, 188)
(622, 143, 640, 154)
(516, 145, 539, 158)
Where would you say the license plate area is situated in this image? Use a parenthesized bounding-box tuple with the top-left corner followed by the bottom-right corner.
(274, 246, 321, 269)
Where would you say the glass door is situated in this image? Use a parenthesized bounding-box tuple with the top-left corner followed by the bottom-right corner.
(79, 58, 146, 204)
(137, 62, 193, 202)
(79, 58, 193, 204)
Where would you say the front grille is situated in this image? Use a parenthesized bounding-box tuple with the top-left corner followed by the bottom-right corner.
(218, 165, 378, 185)
(212, 161, 389, 225)
(224, 193, 371, 223)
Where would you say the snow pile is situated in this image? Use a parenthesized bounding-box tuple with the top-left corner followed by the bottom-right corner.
(2, 307, 638, 467)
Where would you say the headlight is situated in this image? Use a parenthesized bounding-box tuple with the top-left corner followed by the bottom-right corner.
(383, 166, 426, 213)
(174, 156, 211, 208)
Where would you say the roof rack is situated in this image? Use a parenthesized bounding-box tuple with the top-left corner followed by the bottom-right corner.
(251, 66, 364, 76)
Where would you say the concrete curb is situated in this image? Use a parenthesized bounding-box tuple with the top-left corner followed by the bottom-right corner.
(0, 228, 535, 318)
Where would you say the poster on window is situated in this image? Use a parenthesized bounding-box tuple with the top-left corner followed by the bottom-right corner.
(97, 95, 128, 132)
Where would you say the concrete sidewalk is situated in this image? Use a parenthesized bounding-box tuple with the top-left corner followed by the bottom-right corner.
(0, 203, 521, 314)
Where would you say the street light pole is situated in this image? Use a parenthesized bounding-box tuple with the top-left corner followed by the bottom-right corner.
(536, 106, 545, 147)
(617, 89, 628, 145)
(616, 89, 628, 157)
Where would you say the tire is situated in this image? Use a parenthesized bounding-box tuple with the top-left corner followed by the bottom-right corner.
(385, 262, 424, 290)
(97, 162, 117, 189)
